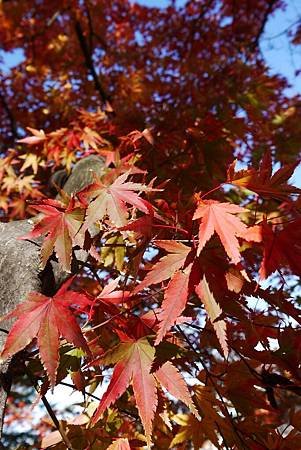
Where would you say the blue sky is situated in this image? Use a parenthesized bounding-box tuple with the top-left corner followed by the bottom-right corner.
(260, 0, 301, 96)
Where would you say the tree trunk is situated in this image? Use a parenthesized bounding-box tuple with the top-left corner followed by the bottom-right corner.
(0, 155, 105, 446)
(0, 220, 41, 440)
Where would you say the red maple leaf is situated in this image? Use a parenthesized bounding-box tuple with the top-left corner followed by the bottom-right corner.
(133, 242, 195, 344)
(155, 264, 192, 345)
(91, 336, 198, 446)
(193, 199, 247, 264)
(97, 278, 131, 305)
(78, 172, 154, 229)
(227, 152, 300, 200)
(20, 197, 85, 272)
(259, 219, 301, 279)
(134, 240, 192, 293)
(0, 278, 90, 387)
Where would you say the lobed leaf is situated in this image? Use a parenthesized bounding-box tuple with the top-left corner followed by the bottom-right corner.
(195, 276, 228, 358)
(134, 240, 191, 293)
(155, 265, 192, 345)
(193, 200, 247, 264)
(0, 279, 90, 387)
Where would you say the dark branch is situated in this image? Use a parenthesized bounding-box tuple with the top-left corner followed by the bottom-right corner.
(0, 87, 18, 142)
(74, 18, 112, 109)
(251, 0, 278, 51)
(84, 0, 108, 52)
(25, 369, 74, 450)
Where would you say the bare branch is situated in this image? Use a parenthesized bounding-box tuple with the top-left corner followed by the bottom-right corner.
(0, 85, 18, 142)
(251, 0, 278, 51)
(73, 18, 113, 111)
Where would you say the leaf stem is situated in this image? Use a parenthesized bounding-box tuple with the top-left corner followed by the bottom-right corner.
(25, 369, 74, 450)
(200, 183, 223, 199)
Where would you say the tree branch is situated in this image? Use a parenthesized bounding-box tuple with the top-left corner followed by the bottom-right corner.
(251, 0, 278, 51)
(73, 18, 112, 110)
(84, 0, 108, 53)
(25, 369, 74, 450)
(0, 86, 18, 142)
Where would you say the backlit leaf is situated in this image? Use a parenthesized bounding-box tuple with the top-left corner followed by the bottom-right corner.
(134, 241, 191, 293)
(0, 279, 90, 386)
(79, 172, 154, 228)
(193, 200, 247, 264)
(92, 337, 157, 447)
(195, 276, 228, 358)
(107, 438, 131, 450)
(20, 197, 85, 271)
(155, 265, 192, 345)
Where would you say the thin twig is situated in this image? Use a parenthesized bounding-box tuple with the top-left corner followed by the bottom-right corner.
(251, 0, 278, 51)
(25, 369, 74, 450)
(263, 18, 300, 41)
(59, 380, 100, 401)
(176, 325, 250, 450)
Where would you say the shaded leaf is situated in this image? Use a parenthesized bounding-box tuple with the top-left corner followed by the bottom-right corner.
(259, 219, 301, 279)
(195, 276, 228, 358)
(227, 153, 300, 199)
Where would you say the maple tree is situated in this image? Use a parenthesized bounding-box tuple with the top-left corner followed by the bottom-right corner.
(0, 0, 301, 449)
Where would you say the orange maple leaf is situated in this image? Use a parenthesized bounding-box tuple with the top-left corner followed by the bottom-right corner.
(227, 152, 300, 200)
(195, 276, 228, 358)
(17, 127, 46, 145)
(155, 264, 192, 345)
(134, 240, 191, 293)
(193, 199, 247, 264)
(20, 197, 85, 272)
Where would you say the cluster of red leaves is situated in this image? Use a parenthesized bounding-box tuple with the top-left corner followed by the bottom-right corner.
(1, 128, 301, 448)
(1, 1, 301, 449)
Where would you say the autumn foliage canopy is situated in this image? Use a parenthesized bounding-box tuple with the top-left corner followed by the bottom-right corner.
(0, 0, 301, 448)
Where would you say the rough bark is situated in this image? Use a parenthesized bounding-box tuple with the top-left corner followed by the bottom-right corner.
(0, 155, 105, 446)
(0, 220, 41, 439)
